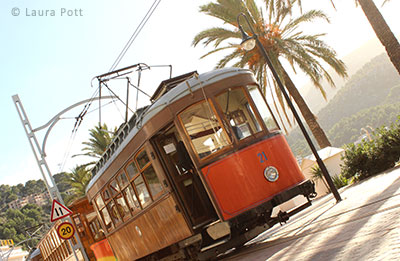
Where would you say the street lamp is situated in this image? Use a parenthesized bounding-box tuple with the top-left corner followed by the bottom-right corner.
(237, 13, 342, 202)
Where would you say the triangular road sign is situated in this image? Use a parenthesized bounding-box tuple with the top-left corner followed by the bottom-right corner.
(50, 199, 73, 222)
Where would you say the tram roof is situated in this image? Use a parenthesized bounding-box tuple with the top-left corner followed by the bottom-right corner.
(86, 67, 253, 193)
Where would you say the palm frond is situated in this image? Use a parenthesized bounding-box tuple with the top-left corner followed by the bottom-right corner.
(282, 10, 330, 36)
(193, 27, 240, 47)
(199, 45, 238, 59)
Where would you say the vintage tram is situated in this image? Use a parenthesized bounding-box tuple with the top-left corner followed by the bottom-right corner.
(34, 197, 115, 261)
(85, 67, 316, 260)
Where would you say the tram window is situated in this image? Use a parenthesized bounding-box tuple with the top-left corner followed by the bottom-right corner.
(107, 201, 122, 224)
(95, 194, 105, 209)
(247, 85, 278, 131)
(101, 207, 113, 231)
(123, 185, 141, 212)
(102, 188, 111, 202)
(179, 100, 230, 159)
(109, 179, 120, 197)
(216, 88, 262, 140)
(114, 193, 130, 219)
(117, 172, 129, 188)
(126, 162, 139, 179)
(136, 150, 150, 169)
(134, 175, 152, 208)
(143, 165, 163, 198)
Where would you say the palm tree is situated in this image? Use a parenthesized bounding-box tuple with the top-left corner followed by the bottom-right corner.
(355, 0, 400, 75)
(74, 123, 115, 159)
(311, 165, 329, 190)
(65, 165, 92, 203)
(193, 0, 347, 148)
(327, 0, 399, 75)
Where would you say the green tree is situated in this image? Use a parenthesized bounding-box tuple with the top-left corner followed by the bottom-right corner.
(65, 165, 92, 204)
(78, 123, 115, 158)
(193, 0, 347, 148)
(53, 172, 72, 193)
(311, 165, 329, 189)
(24, 180, 46, 195)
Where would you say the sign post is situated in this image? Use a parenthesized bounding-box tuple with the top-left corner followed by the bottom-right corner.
(49, 199, 80, 260)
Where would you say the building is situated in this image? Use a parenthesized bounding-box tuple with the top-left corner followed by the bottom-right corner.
(0, 245, 29, 261)
(300, 146, 345, 198)
(8, 192, 50, 210)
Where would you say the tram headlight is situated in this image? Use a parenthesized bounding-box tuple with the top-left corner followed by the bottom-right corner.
(264, 166, 279, 182)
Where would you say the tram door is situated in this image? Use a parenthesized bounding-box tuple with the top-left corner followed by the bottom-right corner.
(153, 125, 216, 228)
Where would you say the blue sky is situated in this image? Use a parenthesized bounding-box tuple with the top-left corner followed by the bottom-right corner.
(1, 0, 399, 186)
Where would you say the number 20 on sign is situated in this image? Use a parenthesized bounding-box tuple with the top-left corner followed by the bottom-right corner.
(57, 222, 75, 240)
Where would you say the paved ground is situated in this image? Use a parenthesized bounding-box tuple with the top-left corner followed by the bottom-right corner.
(223, 166, 400, 261)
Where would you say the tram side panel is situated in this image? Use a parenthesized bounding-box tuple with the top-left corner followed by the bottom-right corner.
(104, 194, 192, 260)
(201, 134, 306, 220)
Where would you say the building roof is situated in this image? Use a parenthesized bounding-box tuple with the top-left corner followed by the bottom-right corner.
(301, 146, 344, 168)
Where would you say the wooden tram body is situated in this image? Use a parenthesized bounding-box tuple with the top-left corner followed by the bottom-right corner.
(36, 197, 112, 261)
(85, 68, 316, 260)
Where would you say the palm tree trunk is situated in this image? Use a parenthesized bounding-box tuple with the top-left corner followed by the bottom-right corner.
(358, 0, 400, 75)
(281, 69, 332, 149)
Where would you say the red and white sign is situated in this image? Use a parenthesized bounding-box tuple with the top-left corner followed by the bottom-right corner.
(56, 222, 75, 240)
(50, 199, 72, 222)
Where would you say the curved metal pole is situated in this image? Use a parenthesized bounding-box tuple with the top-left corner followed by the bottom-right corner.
(35, 96, 116, 156)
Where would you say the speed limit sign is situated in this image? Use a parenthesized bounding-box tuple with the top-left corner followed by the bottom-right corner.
(57, 222, 75, 240)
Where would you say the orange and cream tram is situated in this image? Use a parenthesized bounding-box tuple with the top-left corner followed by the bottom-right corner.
(86, 68, 316, 260)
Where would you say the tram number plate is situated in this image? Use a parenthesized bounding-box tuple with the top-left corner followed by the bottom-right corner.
(57, 222, 75, 240)
(257, 151, 268, 163)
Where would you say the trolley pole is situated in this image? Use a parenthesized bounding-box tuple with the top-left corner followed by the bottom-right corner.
(12, 95, 89, 261)
(237, 13, 342, 202)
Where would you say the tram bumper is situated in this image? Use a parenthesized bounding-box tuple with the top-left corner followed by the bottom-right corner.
(229, 179, 316, 229)
(198, 180, 316, 260)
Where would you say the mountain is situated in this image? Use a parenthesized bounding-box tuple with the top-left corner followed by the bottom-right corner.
(287, 52, 400, 157)
(299, 37, 386, 114)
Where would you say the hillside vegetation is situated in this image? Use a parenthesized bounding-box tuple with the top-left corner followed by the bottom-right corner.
(0, 173, 70, 249)
(287, 53, 400, 157)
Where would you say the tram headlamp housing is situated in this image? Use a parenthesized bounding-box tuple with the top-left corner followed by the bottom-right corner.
(264, 166, 279, 182)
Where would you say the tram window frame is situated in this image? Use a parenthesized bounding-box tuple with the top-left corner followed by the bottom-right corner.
(104, 176, 131, 225)
(134, 148, 164, 201)
(107, 199, 122, 225)
(178, 99, 232, 161)
(111, 173, 132, 221)
(100, 202, 114, 231)
(117, 171, 141, 216)
(124, 158, 151, 209)
(246, 85, 279, 132)
(215, 87, 263, 142)
(94, 192, 114, 232)
(94, 147, 166, 233)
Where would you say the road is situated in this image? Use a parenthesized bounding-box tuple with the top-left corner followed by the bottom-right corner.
(221, 166, 400, 260)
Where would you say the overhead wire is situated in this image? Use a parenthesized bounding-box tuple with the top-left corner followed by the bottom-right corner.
(109, 0, 162, 72)
(57, 100, 116, 173)
(59, 0, 162, 171)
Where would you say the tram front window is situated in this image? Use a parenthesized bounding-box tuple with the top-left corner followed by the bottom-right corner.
(179, 100, 230, 159)
(216, 88, 262, 140)
(247, 85, 279, 131)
